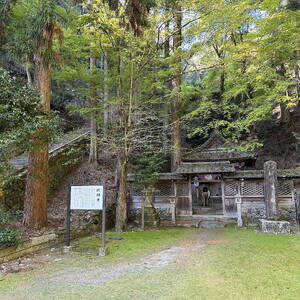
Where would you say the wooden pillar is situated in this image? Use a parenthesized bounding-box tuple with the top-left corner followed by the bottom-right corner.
(170, 198, 176, 225)
(188, 176, 192, 215)
(221, 180, 225, 216)
(264, 161, 278, 219)
(170, 180, 176, 224)
(174, 180, 178, 217)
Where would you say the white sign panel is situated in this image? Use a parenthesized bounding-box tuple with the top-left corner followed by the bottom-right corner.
(70, 185, 103, 210)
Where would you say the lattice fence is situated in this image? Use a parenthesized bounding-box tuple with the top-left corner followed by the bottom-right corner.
(241, 181, 264, 197)
(155, 182, 174, 196)
(278, 180, 293, 197)
(225, 182, 238, 196)
(129, 185, 143, 197)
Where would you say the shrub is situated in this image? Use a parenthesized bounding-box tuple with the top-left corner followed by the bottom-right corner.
(0, 227, 21, 248)
(0, 211, 14, 224)
(0, 210, 23, 223)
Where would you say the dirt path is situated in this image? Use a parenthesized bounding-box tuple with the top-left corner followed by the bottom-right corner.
(1, 229, 222, 299)
(41, 240, 208, 288)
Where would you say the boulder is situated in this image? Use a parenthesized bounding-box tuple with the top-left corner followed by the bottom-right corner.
(259, 219, 290, 234)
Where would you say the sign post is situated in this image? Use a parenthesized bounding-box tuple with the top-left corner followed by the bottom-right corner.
(99, 184, 107, 256)
(66, 189, 71, 247)
(65, 184, 107, 256)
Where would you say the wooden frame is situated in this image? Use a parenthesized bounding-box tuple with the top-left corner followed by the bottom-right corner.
(221, 180, 225, 216)
(188, 175, 193, 215)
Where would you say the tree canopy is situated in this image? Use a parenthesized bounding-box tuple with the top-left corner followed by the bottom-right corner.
(0, 0, 299, 229)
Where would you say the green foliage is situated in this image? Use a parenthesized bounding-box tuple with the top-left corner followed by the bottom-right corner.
(0, 210, 22, 223)
(0, 68, 58, 174)
(130, 155, 166, 191)
(0, 210, 14, 223)
(184, 0, 300, 148)
(4, 0, 65, 65)
(0, 227, 21, 248)
(1, 0, 299, 165)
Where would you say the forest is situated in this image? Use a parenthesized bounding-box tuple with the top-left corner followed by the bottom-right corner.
(0, 0, 300, 235)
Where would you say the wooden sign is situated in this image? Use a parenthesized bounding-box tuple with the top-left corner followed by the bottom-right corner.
(66, 184, 107, 256)
(70, 185, 103, 210)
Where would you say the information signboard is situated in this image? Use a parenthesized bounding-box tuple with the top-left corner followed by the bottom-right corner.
(66, 184, 107, 256)
(70, 185, 103, 210)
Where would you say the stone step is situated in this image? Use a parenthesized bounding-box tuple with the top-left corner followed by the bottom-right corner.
(199, 220, 229, 229)
(177, 215, 236, 222)
(161, 215, 237, 228)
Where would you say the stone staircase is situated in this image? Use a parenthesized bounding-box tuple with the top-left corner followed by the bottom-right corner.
(10, 127, 90, 170)
(161, 215, 237, 228)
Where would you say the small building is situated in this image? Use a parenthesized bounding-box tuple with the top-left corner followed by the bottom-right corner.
(128, 132, 300, 225)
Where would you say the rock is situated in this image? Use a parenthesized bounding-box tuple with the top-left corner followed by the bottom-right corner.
(54, 258, 63, 262)
(62, 246, 72, 254)
(98, 246, 108, 257)
(57, 227, 65, 232)
(259, 219, 290, 234)
(109, 236, 123, 240)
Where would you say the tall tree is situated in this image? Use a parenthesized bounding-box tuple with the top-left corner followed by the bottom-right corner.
(23, 0, 63, 227)
(170, 0, 182, 171)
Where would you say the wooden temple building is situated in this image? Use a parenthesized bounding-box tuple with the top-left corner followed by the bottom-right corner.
(128, 132, 300, 226)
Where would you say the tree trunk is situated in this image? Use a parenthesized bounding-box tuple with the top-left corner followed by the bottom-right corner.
(115, 59, 134, 231)
(89, 55, 98, 165)
(23, 55, 51, 228)
(23, 142, 49, 227)
(171, 4, 182, 171)
(220, 62, 225, 103)
(103, 52, 109, 135)
(115, 156, 128, 231)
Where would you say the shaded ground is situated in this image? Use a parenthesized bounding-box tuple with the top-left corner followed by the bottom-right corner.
(2, 156, 116, 241)
(1, 227, 300, 300)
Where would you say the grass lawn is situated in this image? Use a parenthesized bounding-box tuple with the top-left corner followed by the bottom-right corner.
(160, 227, 300, 300)
(77, 227, 197, 260)
(1, 227, 300, 300)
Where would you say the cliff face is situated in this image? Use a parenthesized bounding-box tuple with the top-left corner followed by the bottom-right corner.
(255, 108, 300, 169)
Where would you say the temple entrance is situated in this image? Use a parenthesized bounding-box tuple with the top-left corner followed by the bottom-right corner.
(192, 180, 223, 215)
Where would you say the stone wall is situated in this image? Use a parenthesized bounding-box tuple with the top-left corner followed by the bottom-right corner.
(0, 140, 87, 211)
(241, 198, 297, 225)
(241, 202, 266, 225)
(278, 199, 297, 222)
(128, 203, 172, 226)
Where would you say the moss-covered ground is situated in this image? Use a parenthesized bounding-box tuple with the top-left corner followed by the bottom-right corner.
(1, 227, 300, 300)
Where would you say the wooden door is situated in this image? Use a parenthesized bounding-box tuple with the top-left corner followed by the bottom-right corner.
(175, 180, 191, 215)
(176, 197, 191, 215)
(224, 181, 239, 217)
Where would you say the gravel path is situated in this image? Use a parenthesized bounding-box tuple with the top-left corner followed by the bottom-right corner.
(40, 243, 206, 288)
(35, 230, 221, 290)
(1, 229, 223, 299)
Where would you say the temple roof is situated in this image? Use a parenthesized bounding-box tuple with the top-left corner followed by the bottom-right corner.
(197, 130, 226, 151)
(128, 169, 300, 181)
(183, 131, 257, 162)
(176, 161, 236, 174)
(224, 169, 300, 179)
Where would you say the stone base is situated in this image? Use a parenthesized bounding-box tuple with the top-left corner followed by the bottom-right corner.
(98, 246, 108, 256)
(143, 206, 160, 228)
(259, 219, 290, 234)
(62, 246, 72, 254)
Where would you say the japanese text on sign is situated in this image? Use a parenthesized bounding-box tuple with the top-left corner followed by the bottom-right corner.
(70, 185, 103, 210)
